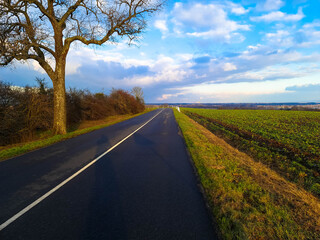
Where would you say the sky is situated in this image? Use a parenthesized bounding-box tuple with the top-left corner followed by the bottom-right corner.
(1, 0, 320, 103)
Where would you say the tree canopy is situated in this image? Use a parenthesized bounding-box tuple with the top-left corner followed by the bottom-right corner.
(0, 0, 163, 134)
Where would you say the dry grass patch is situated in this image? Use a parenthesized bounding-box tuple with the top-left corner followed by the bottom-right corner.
(70, 114, 138, 131)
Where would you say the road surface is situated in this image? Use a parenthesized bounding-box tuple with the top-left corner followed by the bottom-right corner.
(0, 108, 218, 239)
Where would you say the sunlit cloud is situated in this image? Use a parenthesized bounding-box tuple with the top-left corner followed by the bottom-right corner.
(256, 0, 285, 12)
(223, 63, 237, 71)
(160, 72, 320, 103)
(171, 2, 250, 42)
(154, 20, 168, 32)
(251, 7, 304, 22)
(227, 2, 249, 15)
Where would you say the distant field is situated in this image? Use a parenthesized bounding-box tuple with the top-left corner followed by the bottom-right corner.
(183, 108, 320, 195)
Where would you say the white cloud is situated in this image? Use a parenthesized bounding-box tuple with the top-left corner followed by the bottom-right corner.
(265, 30, 293, 46)
(237, 44, 320, 70)
(123, 55, 193, 86)
(296, 20, 320, 47)
(179, 81, 287, 97)
(262, 20, 320, 48)
(266, 30, 290, 38)
(223, 63, 237, 71)
(251, 7, 304, 22)
(303, 20, 320, 29)
(196, 41, 320, 86)
(159, 80, 290, 102)
(125, 68, 189, 86)
(224, 65, 313, 82)
(247, 44, 262, 50)
(231, 7, 247, 15)
(226, 2, 249, 15)
(154, 20, 168, 34)
(26, 41, 195, 88)
(171, 2, 250, 42)
(175, 53, 194, 62)
(161, 71, 320, 102)
(257, 0, 285, 12)
(157, 92, 184, 101)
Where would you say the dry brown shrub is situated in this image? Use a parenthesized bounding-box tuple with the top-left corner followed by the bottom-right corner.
(0, 80, 145, 146)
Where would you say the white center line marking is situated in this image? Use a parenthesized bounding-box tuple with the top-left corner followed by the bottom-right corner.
(0, 109, 164, 231)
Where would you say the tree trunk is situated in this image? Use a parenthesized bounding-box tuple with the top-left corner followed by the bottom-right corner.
(52, 60, 67, 135)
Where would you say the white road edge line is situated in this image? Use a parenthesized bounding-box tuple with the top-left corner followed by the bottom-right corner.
(0, 109, 164, 231)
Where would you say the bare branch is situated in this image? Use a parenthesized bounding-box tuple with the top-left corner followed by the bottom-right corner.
(64, 0, 164, 48)
(1, 0, 164, 74)
(60, 0, 83, 24)
(24, 0, 56, 22)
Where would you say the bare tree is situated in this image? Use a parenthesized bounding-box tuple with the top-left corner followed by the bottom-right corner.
(131, 86, 144, 103)
(0, 0, 163, 134)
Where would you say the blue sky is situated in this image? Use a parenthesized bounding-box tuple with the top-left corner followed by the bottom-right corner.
(1, 0, 320, 103)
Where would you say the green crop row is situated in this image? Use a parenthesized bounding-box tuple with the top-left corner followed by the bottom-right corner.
(183, 108, 320, 196)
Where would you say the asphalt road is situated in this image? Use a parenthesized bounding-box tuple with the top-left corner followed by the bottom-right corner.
(0, 108, 218, 239)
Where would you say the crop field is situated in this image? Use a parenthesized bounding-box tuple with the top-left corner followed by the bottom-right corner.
(183, 108, 320, 196)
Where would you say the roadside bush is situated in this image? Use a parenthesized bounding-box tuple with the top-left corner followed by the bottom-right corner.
(81, 92, 110, 120)
(0, 80, 145, 146)
(66, 88, 84, 124)
(108, 89, 145, 114)
(20, 87, 53, 140)
(0, 82, 26, 145)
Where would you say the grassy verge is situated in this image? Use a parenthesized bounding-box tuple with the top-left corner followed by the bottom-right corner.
(174, 109, 320, 239)
(183, 109, 320, 195)
(0, 108, 156, 161)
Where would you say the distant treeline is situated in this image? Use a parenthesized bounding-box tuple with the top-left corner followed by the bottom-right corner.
(0, 79, 145, 146)
(156, 103, 320, 111)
